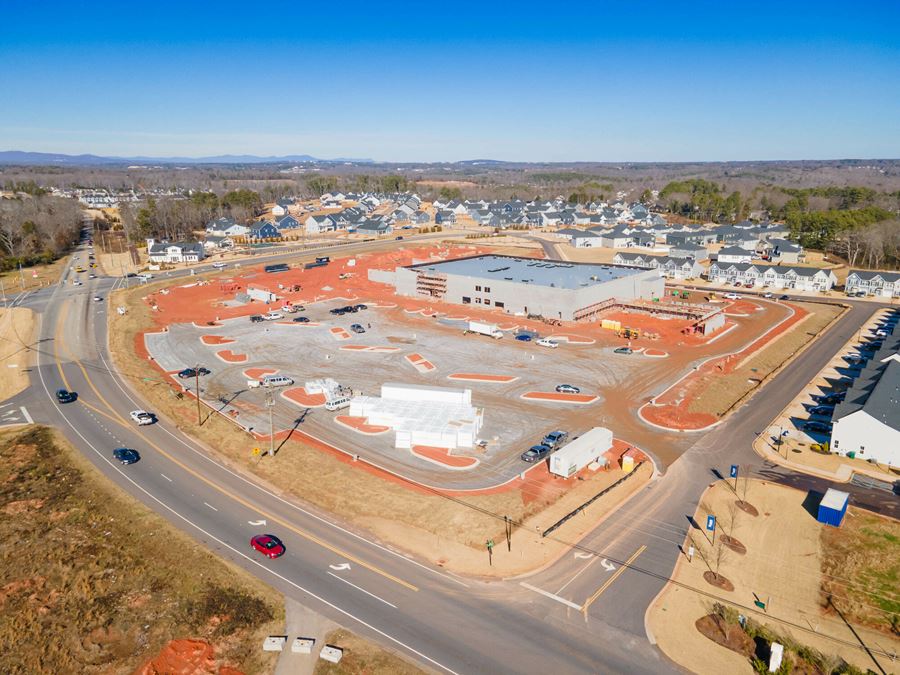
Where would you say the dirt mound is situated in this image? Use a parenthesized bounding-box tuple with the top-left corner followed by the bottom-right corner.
(136, 638, 243, 675)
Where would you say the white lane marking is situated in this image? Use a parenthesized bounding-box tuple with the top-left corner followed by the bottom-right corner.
(555, 555, 600, 595)
(96, 350, 469, 589)
(0, 403, 13, 409)
(37, 356, 459, 675)
(160, 473, 173, 482)
(248, 519, 267, 526)
(327, 572, 397, 609)
(329, 562, 352, 571)
(600, 558, 616, 572)
(519, 582, 582, 611)
(573, 551, 593, 559)
(204, 502, 218, 512)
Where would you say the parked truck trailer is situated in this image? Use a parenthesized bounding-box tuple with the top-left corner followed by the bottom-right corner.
(549, 427, 613, 478)
(465, 320, 503, 339)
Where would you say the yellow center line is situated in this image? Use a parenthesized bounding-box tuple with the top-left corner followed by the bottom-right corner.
(53, 302, 71, 390)
(582, 545, 646, 614)
(54, 311, 418, 592)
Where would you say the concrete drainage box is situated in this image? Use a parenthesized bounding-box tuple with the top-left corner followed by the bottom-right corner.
(292, 637, 315, 654)
(263, 635, 287, 651)
(319, 645, 344, 664)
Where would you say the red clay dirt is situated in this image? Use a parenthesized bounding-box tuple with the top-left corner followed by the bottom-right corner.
(405, 353, 436, 372)
(335, 415, 391, 434)
(282, 387, 327, 407)
(521, 391, 599, 404)
(135, 638, 242, 675)
(642, 301, 810, 430)
(244, 367, 277, 380)
(200, 335, 234, 345)
(329, 327, 351, 340)
(411, 445, 480, 469)
(216, 349, 247, 363)
(447, 373, 519, 383)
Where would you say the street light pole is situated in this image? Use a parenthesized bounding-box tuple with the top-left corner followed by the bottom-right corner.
(265, 385, 275, 457)
(195, 365, 202, 426)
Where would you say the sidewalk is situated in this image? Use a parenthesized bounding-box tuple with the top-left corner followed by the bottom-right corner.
(274, 596, 338, 675)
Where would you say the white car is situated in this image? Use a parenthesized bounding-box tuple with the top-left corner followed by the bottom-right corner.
(536, 338, 558, 349)
(93, 296, 103, 302)
(212, 262, 227, 269)
(72, 280, 83, 286)
(763, 292, 774, 299)
(263, 311, 283, 321)
(129, 410, 155, 425)
(723, 292, 740, 300)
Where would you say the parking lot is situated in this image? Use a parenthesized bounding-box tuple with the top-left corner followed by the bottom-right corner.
(138, 245, 802, 490)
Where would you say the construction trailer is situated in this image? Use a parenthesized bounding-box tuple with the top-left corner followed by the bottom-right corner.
(549, 427, 613, 478)
(816, 488, 849, 527)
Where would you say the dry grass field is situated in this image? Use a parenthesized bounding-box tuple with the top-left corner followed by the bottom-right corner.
(0, 255, 69, 294)
(0, 426, 282, 674)
(0, 307, 35, 402)
(314, 629, 423, 675)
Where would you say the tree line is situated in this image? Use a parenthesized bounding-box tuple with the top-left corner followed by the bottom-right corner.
(0, 195, 82, 271)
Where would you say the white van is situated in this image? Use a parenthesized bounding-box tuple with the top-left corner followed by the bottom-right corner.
(137, 272, 153, 281)
(325, 396, 352, 411)
(262, 375, 294, 387)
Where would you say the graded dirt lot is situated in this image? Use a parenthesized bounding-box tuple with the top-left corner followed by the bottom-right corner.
(647, 480, 900, 674)
(0, 307, 35, 402)
(107, 242, 823, 574)
(0, 426, 281, 675)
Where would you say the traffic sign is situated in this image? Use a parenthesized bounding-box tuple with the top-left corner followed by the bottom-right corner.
(706, 515, 716, 532)
(729, 464, 739, 479)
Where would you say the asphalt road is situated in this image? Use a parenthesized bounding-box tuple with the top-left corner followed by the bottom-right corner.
(7, 231, 897, 674)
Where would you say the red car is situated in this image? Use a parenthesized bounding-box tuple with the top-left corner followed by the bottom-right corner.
(250, 534, 285, 559)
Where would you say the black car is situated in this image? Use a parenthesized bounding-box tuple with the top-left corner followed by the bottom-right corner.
(521, 444, 552, 463)
(779, 295, 790, 300)
(802, 421, 832, 434)
(177, 367, 211, 379)
(249, 315, 265, 323)
(347, 305, 359, 313)
(112, 448, 140, 465)
(808, 405, 834, 417)
(292, 316, 310, 323)
(353, 304, 367, 311)
(56, 388, 77, 403)
(350, 323, 366, 333)
(329, 308, 347, 316)
(813, 392, 845, 405)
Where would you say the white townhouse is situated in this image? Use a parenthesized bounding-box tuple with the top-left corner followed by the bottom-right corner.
(146, 238, 205, 264)
(845, 270, 900, 298)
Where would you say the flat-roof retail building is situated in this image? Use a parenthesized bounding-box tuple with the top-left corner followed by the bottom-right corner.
(387, 255, 665, 321)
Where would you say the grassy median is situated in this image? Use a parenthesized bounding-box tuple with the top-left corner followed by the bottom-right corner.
(0, 425, 282, 674)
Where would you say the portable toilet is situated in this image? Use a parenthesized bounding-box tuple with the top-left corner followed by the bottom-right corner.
(621, 454, 635, 474)
(816, 488, 849, 528)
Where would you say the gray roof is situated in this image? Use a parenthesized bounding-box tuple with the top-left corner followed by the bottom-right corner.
(848, 269, 900, 283)
(719, 245, 755, 256)
(407, 254, 649, 291)
(834, 325, 900, 431)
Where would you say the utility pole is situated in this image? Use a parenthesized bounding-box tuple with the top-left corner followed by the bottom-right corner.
(265, 385, 276, 456)
(0, 277, 5, 305)
(195, 365, 202, 426)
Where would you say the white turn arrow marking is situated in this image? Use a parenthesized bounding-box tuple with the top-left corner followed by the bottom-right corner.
(329, 563, 352, 571)
(600, 558, 616, 572)
(248, 519, 267, 526)
(574, 551, 593, 560)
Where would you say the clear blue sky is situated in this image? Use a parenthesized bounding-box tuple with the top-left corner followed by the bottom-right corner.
(1, 1, 898, 162)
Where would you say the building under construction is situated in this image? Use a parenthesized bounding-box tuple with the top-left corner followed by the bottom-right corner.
(389, 254, 665, 322)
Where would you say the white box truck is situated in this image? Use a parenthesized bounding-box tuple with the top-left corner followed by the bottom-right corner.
(549, 427, 613, 478)
(466, 320, 503, 339)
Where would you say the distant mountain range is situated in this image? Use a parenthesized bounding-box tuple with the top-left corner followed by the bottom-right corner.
(0, 150, 374, 165)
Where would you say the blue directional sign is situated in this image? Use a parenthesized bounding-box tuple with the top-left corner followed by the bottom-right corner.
(706, 515, 717, 532)
(730, 464, 739, 479)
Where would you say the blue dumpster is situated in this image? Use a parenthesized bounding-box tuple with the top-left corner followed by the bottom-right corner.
(817, 488, 849, 527)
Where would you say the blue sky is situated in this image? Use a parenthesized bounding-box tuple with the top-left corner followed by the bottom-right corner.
(1, 1, 898, 162)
